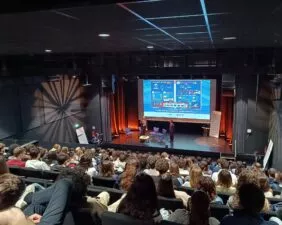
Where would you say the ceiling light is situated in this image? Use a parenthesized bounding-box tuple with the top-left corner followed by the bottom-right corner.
(45, 49, 52, 53)
(98, 33, 110, 37)
(223, 37, 237, 40)
(147, 45, 154, 49)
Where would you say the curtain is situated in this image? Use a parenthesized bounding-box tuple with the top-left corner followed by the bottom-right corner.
(220, 90, 234, 143)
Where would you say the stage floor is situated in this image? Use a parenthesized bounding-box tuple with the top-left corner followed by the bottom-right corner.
(110, 132, 232, 154)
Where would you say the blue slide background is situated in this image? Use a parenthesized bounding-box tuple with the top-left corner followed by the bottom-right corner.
(143, 80, 211, 119)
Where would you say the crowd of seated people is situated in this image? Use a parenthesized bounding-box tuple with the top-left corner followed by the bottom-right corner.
(1, 142, 282, 224)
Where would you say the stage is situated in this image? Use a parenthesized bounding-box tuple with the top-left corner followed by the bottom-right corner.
(104, 131, 232, 158)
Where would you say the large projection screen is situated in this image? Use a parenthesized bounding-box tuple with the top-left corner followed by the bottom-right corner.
(138, 79, 216, 123)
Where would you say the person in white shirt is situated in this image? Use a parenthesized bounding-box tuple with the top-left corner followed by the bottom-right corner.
(144, 155, 159, 177)
(78, 154, 98, 180)
(211, 159, 237, 186)
(25, 147, 50, 170)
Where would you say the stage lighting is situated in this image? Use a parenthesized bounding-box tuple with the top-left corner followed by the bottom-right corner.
(147, 45, 154, 49)
(45, 49, 52, 53)
(98, 33, 110, 37)
(74, 123, 80, 128)
(223, 37, 237, 40)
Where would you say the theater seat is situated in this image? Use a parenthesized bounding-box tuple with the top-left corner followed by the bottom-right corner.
(41, 170, 59, 181)
(267, 197, 282, 205)
(160, 221, 181, 225)
(16, 167, 43, 178)
(217, 192, 231, 205)
(210, 204, 230, 221)
(21, 177, 54, 187)
(87, 186, 124, 204)
(92, 176, 116, 188)
(176, 186, 194, 196)
(71, 208, 94, 225)
(8, 166, 23, 176)
(101, 211, 154, 225)
(158, 196, 184, 211)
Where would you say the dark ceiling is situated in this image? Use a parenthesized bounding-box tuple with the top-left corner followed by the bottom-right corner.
(0, 0, 282, 54)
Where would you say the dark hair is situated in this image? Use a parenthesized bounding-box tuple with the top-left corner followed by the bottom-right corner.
(189, 191, 211, 225)
(139, 155, 148, 171)
(58, 167, 91, 201)
(9, 144, 19, 156)
(157, 173, 176, 198)
(78, 154, 92, 170)
(57, 153, 69, 165)
(147, 155, 157, 169)
(120, 158, 139, 191)
(170, 162, 180, 176)
(268, 168, 276, 179)
(258, 175, 271, 192)
(155, 158, 169, 175)
(29, 147, 40, 159)
(199, 160, 208, 171)
(197, 176, 216, 201)
(118, 173, 158, 220)
(101, 160, 114, 177)
(219, 159, 229, 169)
(217, 169, 232, 188)
(239, 183, 265, 214)
(0, 174, 25, 210)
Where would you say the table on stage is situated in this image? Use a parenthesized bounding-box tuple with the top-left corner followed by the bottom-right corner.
(139, 135, 150, 143)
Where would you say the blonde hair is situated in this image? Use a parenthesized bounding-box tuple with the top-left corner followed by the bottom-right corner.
(190, 165, 203, 188)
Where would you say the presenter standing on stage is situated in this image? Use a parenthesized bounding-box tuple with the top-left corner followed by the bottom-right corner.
(169, 120, 175, 142)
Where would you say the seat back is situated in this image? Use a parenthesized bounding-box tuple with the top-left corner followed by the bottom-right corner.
(217, 192, 231, 205)
(177, 186, 194, 196)
(87, 186, 124, 204)
(72, 208, 94, 225)
(101, 211, 154, 225)
(9, 166, 23, 176)
(21, 177, 54, 187)
(158, 196, 184, 211)
(273, 190, 281, 196)
(92, 176, 116, 188)
(210, 204, 230, 221)
(267, 197, 282, 205)
(19, 167, 43, 178)
(160, 221, 182, 225)
(42, 170, 59, 181)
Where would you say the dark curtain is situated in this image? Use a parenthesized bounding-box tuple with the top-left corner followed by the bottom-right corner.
(220, 90, 234, 143)
(110, 80, 139, 134)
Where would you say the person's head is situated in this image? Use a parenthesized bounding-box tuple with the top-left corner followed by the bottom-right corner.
(61, 146, 69, 154)
(268, 168, 276, 179)
(0, 173, 25, 210)
(199, 160, 208, 172)
(170, 162, 180, 177)
(190, 165, 203, 188)
(186, 157, 194, 169)
(120, 158, 139, 191)
(217, 169, 232, 188)
(9, 144, 19, 157)
(161, 152, 169, 159)
(0, 143, 5, 155)
(139, 155, 148, 171)
(188, 191, 211, 225)
(117, 173, 158, 220)
(29, 147, 40, 159)
(258, 174, 271, 193)
(78, 154, 92, 170)
(0, 156, 9, 175)
(119, 153, 127, 162)
(147, 155, 157, 169)
(219, 159, 229, 169)
(13, 147, 25, 160)
(197, 176, 217, 201)
(101, 160, 114, 177)
(252, 162, 262, 172)
(237, 169, 259, 191)
(178, 158, 186, 169)
(58, 167, 91, 201)
(155, 158, 169, 175)
(57, 153, 69, 166)
(239, 183, 265, 214)
(157, 173, 175, 198)
(75, 147, 84, 158)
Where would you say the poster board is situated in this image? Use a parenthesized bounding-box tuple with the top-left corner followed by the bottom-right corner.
(263, 139, 273, 169)
(76, 127, 89, 144)
(209, 111, 222, 138)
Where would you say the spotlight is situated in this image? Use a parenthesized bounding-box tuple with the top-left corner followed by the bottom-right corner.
(45, 49, 52, 53)
(98, 33, 110, 37)
(74, 123, 80, 128)
(223, 37, 237, 40)
(147, 45, 154, 49)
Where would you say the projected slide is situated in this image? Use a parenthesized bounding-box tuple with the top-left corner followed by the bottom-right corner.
(143, 80, 211, 120)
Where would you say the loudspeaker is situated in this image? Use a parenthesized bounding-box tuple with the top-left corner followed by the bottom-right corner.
(222, 74, 235, 90)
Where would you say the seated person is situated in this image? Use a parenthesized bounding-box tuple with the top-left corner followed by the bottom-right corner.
(0, 173, 73, 225)
(0, 156, 9, 175)
(183, 165, 203, 188)
(197, 176, 223, 205)
(51, 153, 69, 172)
(211, 159, 237, 186)
(221, 183, 279, 225)
(78, 154, 98, 180)
(117, 173, 161, 222)
(259, 174, 273, 198)
(168, 190, 220, 225)
(144, 155, 159, 177)
(227, 169, 270, 212)
(268, 168, 281, 192)
(6, 147, 26, 168)
(114, 152, 127, 173)
(216, 169, 236, 195)
(100, 160, 118, 183)
(25, 147, 50, 170)
(157, 173, 190, 207)
(169, 162, 183, 188)
(178, 158, 189, 176)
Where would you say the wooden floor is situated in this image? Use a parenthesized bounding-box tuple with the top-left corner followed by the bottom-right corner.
(110, 131, 232, 154)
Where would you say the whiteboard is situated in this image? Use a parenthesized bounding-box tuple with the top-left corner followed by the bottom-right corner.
(76, 127, 89, 144)
(263, 139, 273, 169)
